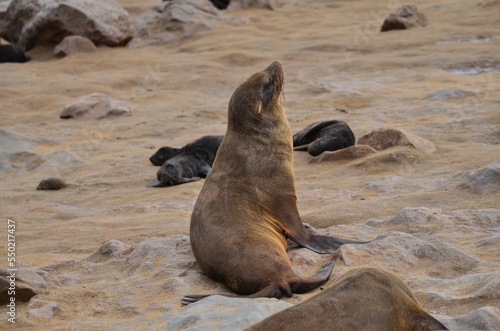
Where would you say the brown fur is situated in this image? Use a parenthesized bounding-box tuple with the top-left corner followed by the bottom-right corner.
(189, 62, 366, 299)
(245, 267, 449, 331)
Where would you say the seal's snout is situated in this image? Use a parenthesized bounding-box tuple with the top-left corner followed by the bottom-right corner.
(266, 61, 284, 95)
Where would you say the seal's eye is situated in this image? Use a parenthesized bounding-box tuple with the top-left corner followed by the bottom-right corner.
(264, 79, 274, 94)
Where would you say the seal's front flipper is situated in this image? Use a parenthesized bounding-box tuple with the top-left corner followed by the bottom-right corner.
(290, 261, 334, 293)
(146, 178, 167, 187)
(293, 144, 310, 151)
(180, 177, 202, 184)
(198, 165, 212, 178)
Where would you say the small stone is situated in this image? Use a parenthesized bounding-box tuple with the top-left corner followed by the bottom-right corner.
(381, 4, 428, 32)
(36, 177, 67, 190)
(54, 35, 97, 57)
(87, 240, 131, 262)
(27, 300, 60, 318)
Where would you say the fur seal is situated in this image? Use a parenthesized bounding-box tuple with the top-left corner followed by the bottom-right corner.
(0, 44, 31, 63)
(149, 135, 223, 166)
(187, 62, 368, 302)
(147, 135, 223, 187)
(293, 120, 355, 156)
(246, 267, 448, 331)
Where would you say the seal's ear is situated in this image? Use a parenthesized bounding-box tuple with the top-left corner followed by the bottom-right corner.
(256, 103, 263, 114)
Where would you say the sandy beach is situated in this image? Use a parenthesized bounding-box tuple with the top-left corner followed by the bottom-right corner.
(1, 0, 499, 329)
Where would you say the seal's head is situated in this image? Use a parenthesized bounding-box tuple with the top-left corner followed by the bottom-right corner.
(227, 61, 285, 133)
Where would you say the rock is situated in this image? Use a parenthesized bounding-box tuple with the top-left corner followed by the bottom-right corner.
(158, 295, 292, 330)
(357, 128, 436, 153)
(436, 306, 500, 331)
(0, 129, 35, 158)
(27, 300, 60, 318)
(0, 267, 48, 304)
(445, 160, 500, 194)
(332, 231, 479, 277)
(0, 1, 11, 13)
(0, 0, 133, 52)
(309, 145, 376, 163)
(54, 35, 96, 57)
(86, 240, 131, 262)
(60, 93, 133, 119)
(381, 4, 428, 32)
(36, 177, 67, 190)
(227, 0, 276, 10)
(130, 0, 246, 48)
(416, 270, 500, 301)
(0, 277, 38, 304)
(423, 89, 477, 100)
(0, 44, 30, 62)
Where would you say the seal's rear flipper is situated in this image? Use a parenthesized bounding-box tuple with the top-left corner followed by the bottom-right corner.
(290, 261, 334, 293)
(182, 294, 212, 306)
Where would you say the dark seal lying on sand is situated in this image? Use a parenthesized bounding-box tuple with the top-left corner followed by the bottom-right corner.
(293, 120, 355, 156)
(147, 135, 223, 187)
(0, 44, 31, 63)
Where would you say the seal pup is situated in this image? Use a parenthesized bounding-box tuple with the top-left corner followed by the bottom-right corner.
(293, 120, 355, 156)
(147, 135, 223, 187)
(0, 44, 31, 63)
(246, 267, 448, 331)
(187, 62, 368, 303)
(149, 135, 223, 166)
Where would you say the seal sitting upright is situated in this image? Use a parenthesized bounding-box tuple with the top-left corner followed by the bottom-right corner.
(188, 62, 368, 301)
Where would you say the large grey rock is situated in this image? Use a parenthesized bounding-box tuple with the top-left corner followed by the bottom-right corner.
(161, 295, 292, 330)
(60, 93, 133, 120)
(130, 0, 247, 47)
(0, 0, 133, 51)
